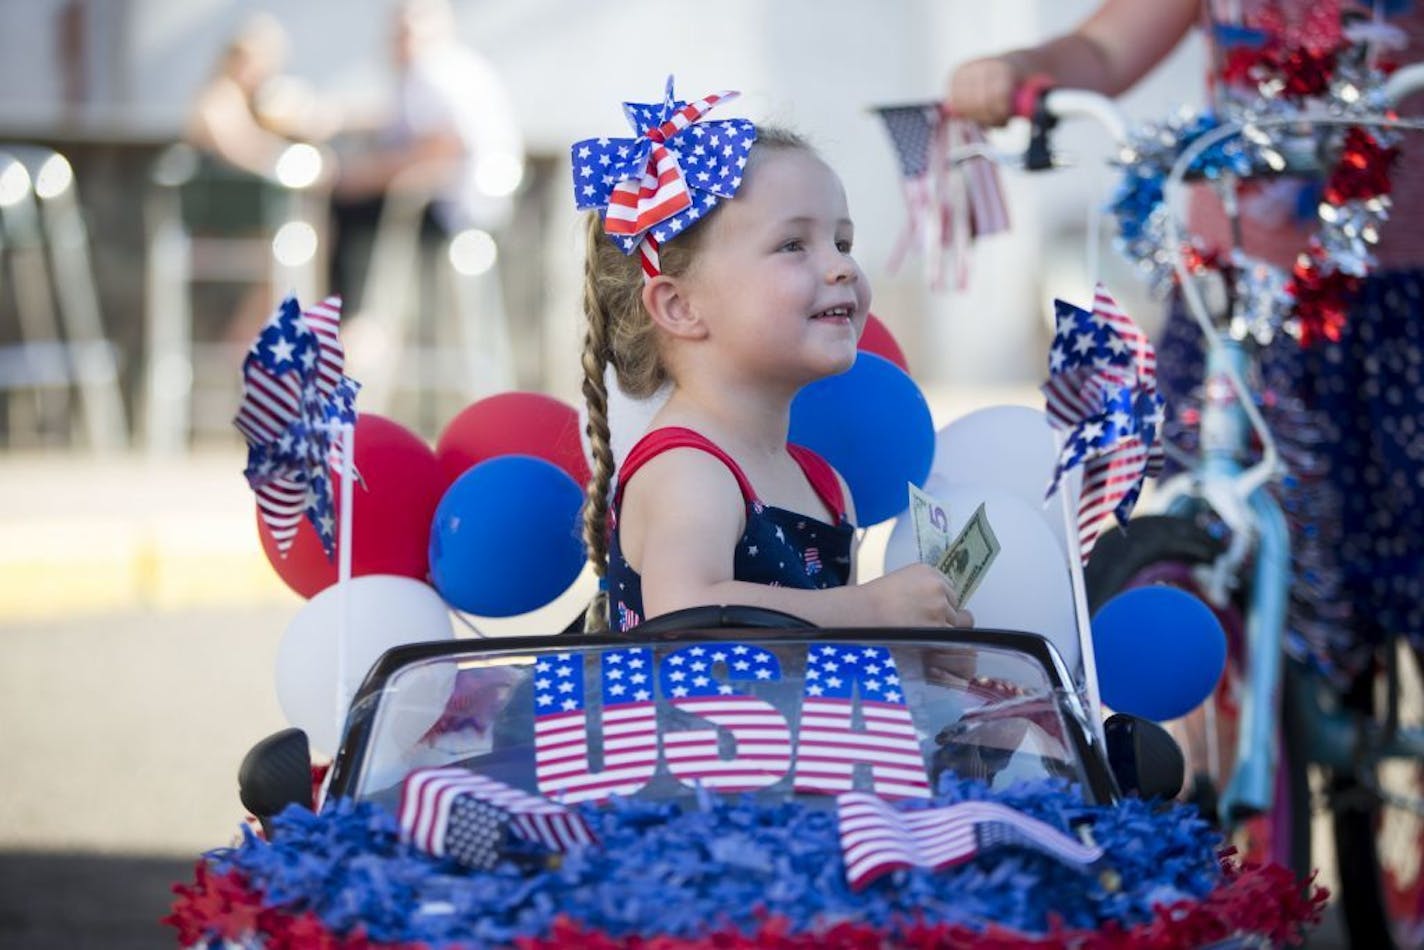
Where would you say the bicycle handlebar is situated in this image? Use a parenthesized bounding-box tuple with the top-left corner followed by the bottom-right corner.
(1001, 65, 1424, 538)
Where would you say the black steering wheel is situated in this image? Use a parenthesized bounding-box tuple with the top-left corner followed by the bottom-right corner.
(632, 604, 815, 634)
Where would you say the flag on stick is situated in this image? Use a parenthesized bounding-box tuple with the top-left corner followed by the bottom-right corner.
(837, 792, 1104, 890)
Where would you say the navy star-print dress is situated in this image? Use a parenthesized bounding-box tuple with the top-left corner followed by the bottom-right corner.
(605, 427, 854, 632)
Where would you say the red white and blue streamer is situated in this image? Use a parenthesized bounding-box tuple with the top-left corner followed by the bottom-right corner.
(1042, 285, 1165, 563)
(167, 778, 1325, 948)
(233, 294, 359, 558)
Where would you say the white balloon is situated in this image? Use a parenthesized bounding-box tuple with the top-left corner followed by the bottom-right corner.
(577, 364, 672, 473)
(931, 405, 1071, 550)
(275, 575, 457, 755)
(887, 483, 1080, 673)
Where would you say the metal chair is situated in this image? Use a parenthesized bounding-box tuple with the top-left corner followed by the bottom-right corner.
(142, 142, 327, 454)
(0, 145, 127, 451)
(342, 163, 516, 430)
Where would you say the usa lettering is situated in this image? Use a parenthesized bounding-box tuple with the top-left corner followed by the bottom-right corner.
(531, 643, 931, 804)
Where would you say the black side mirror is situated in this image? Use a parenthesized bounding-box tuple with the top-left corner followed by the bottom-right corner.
(1104, 713, 1185, 801)
(238, 728, 313, 837)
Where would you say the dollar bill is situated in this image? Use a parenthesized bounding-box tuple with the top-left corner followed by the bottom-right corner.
(936, 502, 1001, 608)
(908, 482, 951, 567)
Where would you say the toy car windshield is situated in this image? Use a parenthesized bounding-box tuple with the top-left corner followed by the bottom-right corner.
(326, 628, 1113, 810)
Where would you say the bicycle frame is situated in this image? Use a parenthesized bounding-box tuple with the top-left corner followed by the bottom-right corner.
(1149, 65, 1424, 818)
(1017, 66, 1424, 822)
(1151, 339, 1291, 820)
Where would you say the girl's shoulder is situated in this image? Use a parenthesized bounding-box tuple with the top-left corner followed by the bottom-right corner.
(616, 427, 758, 511)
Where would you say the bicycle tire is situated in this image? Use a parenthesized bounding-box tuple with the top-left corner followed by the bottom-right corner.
(1330, 643, 1424, 950)
(1084, 515, 1312, 882)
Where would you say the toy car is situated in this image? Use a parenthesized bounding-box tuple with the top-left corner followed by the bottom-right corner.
(168, 607, 1322, 948)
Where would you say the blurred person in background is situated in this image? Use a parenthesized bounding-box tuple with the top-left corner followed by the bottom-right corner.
(183, 11, 335, 353)
(186, 11, 333, 182)
(327, 0, 524, 306)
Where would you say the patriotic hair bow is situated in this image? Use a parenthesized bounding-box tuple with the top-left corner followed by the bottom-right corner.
(571, 75, 756, 278)
(233, 295, 359, 559)
(1042, 285, 1165, 563)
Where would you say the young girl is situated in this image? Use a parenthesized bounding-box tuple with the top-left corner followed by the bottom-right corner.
(574, 80, 972, 632)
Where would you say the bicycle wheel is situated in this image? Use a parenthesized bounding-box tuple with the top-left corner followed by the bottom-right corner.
(1331, 642, 1424, 950)
(1085, 515, 1312, 881)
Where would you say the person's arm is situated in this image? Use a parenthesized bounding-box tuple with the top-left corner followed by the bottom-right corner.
(623, 450, 970, 628)
(332, 127, 464, 198)
(186, 79, 292, 179)
(946, 0, 1200, 126)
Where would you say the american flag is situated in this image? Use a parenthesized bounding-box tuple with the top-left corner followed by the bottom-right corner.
(873, 103, 1010, 289)
(233, 295, 359, 558)
(399, 767, 596, 870)
(1042, 285, 1165, 563)
(660, 643, 793, 792)
(616, 600, 642, 632)
(571, 76, 755, 278)
(837, 792, 1104, 890)
(533, 649, 659, 804)
(803, 547, 822, 575)
(792, 644, 931, 800)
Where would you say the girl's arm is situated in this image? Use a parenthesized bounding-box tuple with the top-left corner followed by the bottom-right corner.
(623, 451, 968, 628)
(946, 0, 1200, 126)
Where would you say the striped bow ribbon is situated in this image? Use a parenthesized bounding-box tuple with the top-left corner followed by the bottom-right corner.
(233, 295, 359, 558)
(571, 76, 756, 278)
(1042, 285, 1164, 564)
(399, 767, 597, 870)
(837, 792, 1104, 890)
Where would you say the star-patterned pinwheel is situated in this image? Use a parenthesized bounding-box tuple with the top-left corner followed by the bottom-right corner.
(1042, 285, 1165, 563)
(233, 295, 360, 559)
(571, 75, 756, 276)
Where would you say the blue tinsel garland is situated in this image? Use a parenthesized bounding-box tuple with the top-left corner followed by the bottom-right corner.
(208, 778, 1224, 947)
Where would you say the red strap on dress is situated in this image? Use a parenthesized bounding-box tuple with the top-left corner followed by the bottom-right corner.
(614, 427, 758, 510)
(787, 443, 846, 523)
(614, 427, 846, 523)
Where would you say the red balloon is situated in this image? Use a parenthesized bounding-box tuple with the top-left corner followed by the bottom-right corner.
(435, 391, 591, 490)
(858, 313, 910, 374)
(257, 414, 443, 599)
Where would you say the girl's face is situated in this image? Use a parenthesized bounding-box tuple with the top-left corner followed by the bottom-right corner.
(679, 147, 871, 389)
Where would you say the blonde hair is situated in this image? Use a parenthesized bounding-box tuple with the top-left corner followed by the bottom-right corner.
(578, 126, 810, 630)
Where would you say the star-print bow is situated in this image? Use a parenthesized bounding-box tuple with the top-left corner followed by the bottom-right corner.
(233, 295, 360, 558)
(1042, 285, 1165, 563)
(571, 75, 756, 278)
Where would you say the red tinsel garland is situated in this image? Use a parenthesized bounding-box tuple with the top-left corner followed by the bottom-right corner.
(1171, 37, 1403, 347)
(165, 857, 1326, 950)
(1323, 127, 1399, 204)
(1288, 252, 1357, 346)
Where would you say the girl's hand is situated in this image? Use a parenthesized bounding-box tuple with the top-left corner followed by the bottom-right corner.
(864, 564, 975, 628)
(945, 55, 1026, 127)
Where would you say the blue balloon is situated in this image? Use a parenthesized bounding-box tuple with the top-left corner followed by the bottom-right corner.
(429, 454, 586, 617)
(788, 351, 934, 525)
(1092, 586, 1227, 722)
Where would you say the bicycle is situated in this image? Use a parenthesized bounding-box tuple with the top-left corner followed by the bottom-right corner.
(921, 63, 1424, 947)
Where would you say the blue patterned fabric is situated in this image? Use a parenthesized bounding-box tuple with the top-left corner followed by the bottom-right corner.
(1156, 270, 1424, 678)
(606, 499, 851, 632)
